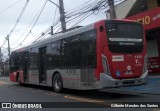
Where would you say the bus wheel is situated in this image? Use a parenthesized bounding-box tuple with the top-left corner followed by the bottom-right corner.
(18, 75, 22, 86)
(53, 73, 63, 93)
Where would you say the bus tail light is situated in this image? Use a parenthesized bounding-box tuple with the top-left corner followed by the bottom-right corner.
(143, 55, 148, 73)
(102, 54, 111, 75)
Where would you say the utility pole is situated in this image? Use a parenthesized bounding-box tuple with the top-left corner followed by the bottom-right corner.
(0, 48, 1, 63)
(59, 0, 66, 32)
(48, 0, 67, 33)
(0, 48, 2, 73)
(6, 35, 10, 75)
(1, 53, 4, 75)
(108, 0, 116, 19)
(6, 35, 11, 61)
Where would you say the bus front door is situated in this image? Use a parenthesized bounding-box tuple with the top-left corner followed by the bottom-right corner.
(39, 47, 47, 83)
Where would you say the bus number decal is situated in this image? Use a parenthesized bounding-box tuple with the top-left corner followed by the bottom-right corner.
(112, 56, 124, 62)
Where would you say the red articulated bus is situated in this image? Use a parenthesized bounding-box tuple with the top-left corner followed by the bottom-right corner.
(10, 19, 148, 92)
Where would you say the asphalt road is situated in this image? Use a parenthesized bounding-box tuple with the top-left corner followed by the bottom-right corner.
(0, 76, 160, 111)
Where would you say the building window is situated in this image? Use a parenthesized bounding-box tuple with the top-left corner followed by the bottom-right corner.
(157, 0, 160, 6)
(146, 31, 159, 58)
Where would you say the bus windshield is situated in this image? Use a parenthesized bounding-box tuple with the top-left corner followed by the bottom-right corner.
(106, 21, 143, 53)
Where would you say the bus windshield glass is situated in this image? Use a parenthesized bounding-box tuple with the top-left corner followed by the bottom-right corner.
(106, 21, 143, 53)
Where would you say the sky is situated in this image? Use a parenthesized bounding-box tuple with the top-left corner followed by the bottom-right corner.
(0, 0, 121, 58)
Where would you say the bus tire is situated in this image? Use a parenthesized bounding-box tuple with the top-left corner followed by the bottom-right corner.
(52, 73, 63, 93)
(18, 74, 22, 86)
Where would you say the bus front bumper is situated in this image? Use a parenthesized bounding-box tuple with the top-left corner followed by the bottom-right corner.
(100, 70, 148, 89)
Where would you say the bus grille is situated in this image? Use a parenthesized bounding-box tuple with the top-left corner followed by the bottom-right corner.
(80, 69, 95, 83)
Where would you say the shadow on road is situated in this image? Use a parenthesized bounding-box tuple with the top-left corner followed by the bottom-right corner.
(9, 83, 142, 102)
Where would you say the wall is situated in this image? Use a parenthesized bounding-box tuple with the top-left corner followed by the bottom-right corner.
(112, 0, 137, 18)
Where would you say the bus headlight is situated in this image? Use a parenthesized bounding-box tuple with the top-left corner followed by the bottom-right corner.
(102, 54, 111, 75)
(143, 55, 148, 73)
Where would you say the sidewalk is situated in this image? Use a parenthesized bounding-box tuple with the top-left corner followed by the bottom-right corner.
(104, 75, 160, 95)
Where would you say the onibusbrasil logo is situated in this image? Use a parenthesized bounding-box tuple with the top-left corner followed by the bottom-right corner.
(1, 103, 42, 108)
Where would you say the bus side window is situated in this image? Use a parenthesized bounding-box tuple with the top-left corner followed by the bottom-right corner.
(82, 29, 96, 68)
(47, 41, 62, 69)
(61, 37, 74, 67)
(70, 34, 82, 67)
(59, 34, 82, 68)
(29, 48, 38, 70)
(10, 58, 14, 67)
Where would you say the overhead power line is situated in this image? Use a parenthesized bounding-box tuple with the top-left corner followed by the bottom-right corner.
(13, 18, 56, 44)
(0, 40, 7, 49)
(12, 0, 102, 48)
(3, 0, 29, 75)
(12, 0, 56, 49)
(0, 0, 22, 15)
(66, 0, 121, 28)
(71, 12, 93, 28)
(17, 0, 48, 46)
(12, 0, 120, 50)
(33, 0, 108, 41)
(82, 0, 92, 7)
(8, 0, 29, 37)
(0, 0, 29, 49)
(66, 0, 94, 15)
(65, 0, 102, 18)
(30, 0, 107, 43)
(51, 0, 59, 35)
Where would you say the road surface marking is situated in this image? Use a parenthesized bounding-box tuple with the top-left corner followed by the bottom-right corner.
(64, 95, 112, 106)
(64, 95, 104, 102)
(46, 92, 61, 96)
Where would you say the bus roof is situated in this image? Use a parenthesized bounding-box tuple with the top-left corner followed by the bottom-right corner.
(12, 19, 138, 53)
(13, 22, 95, 53)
